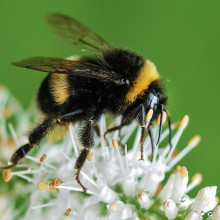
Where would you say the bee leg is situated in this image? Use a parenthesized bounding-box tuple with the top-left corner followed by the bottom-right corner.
(140, 126, 146, 160)
(0, 118, 56, 170)
(0, 110, 85, 170)
(104, 117, 130, 146)
(164, 109, 172, 151)
(75, 119, 95, 192)
(148, 125, 155, 161)
(139, 104, 146, 160)
(104, 124, 124, 146)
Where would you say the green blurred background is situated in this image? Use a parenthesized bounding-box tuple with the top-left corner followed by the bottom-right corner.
(0, 0, 219, 197)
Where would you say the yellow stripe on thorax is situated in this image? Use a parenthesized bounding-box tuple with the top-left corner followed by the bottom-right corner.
(126, 60, 159, 103)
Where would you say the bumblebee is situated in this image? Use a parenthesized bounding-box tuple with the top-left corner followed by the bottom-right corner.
(0, 14, 172, 192)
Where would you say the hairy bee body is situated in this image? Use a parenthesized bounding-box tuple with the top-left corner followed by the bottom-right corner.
(1, 14, 171, 192)
(38, 49, 164, 123)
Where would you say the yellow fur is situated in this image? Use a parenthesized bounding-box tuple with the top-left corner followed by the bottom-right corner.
(126, 60, 159, 103)
(49, 56, 81, 105)
(49, 74, 69, 104)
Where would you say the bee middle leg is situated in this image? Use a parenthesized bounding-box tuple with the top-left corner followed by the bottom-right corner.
(75, 119, 95, 192)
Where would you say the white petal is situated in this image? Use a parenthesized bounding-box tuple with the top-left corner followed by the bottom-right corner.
(212, 205, 220, 220)
(163, 199, 179, 219)
(137, 191, 151, 209)
(139, 163, 165, 195)
(191, 186, 217, 213)
(185, 211, 200, 220)
(99, 186, 119, 203)
(170, 166, 188, 203)
(159, 173, 175, 202)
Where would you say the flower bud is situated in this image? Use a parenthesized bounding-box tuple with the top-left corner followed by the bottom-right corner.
(163, 199, 178, 219)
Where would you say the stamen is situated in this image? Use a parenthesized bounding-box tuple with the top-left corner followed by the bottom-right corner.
(49, 183, 56, 191)
(56, 185, 96, 195)
(179, 115, 189, 130)
(37, 181, 50, 190)
(8, 123, 18, 144)
(61, 151, 74, 163)
(124, 144, 129, 169)
(121, 122, 136, 144)
(3, 169, 11, 182)
(188, 135, 201, 148)
(112, 139, 125, 173)
(166, 115, 189, 163)
(15, 174, 36, 183)
(80, 171, 101, 189)
(166, 135, 200, 171)
(109, 203, 117, 212)
(53, 178, 61, 186)
(87, 153, 95, 161)
(12, 169, 39, 176)
(186, 173, 202, 193)
(32, 203, 57, 209)
(26, 155, 56, 170)
(131, 127, 141, 160)
(40, 154, 47, 162)
(112, 139, 118, 150)
(65, 208, 72, 216)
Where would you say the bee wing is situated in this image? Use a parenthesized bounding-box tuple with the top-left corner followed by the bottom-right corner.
(11, 57, 125, 85)
(46, 13, 110, 54)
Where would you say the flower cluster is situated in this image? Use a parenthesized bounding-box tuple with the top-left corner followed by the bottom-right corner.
(0, 86, 219, 220)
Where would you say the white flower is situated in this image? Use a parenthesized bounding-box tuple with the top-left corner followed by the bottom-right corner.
(107, 201, 133, 220)
(163, 199, 178, 219)
(185, 211, 200, 220)
(191, 186, 217, 214)
(170, 166, 188, 204)
(0, 87, 218, 220)
(137, 191, 151, 209)
(212, 205, 220, 220)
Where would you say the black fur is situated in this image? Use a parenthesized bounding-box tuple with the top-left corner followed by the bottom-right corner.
(2, 14, 171, 192)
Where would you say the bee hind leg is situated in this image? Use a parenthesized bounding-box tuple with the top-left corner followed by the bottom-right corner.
(0, 118, 56, 170)
(0, 109, 85, 170)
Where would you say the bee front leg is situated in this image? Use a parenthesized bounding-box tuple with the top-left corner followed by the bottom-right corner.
(148, 125, 155, 161)
(140, 126, 146, 160)
(139, 104, 146, 160)
(104, 118, 130, 150)
(104, 124, 124, 146)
